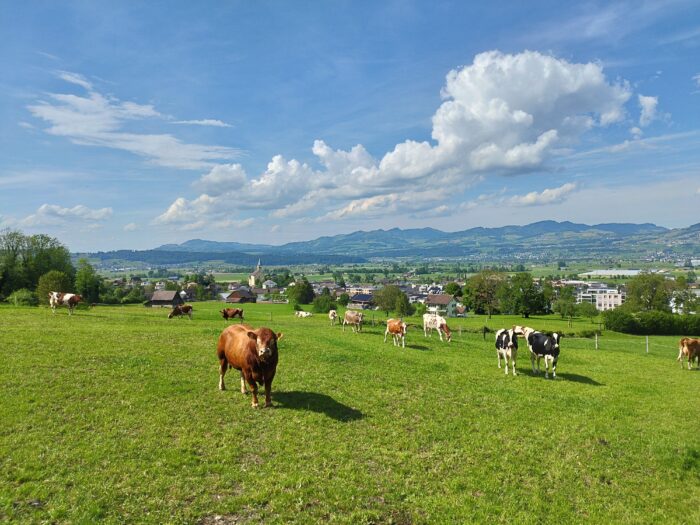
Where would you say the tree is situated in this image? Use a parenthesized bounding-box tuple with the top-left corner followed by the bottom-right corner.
(286, 278, 315, 305)
(75, 259, 101, 304)
(466, 270, 504, 318)
(36, 271, 73, 305)
(374, 285, 403, 315)
(553, 286, 577, 326)
(624, 273, 673, 312)
(395, 293, 415, 317)
(0, 230, 74, 298)
(508, 273, 543, 318)
(576, 301, 599, 323)
(337, 293, 350, 307)
(443, 282, 462, 297)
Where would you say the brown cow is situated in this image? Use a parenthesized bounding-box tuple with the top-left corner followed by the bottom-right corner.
(168, 304, 193, 319)
(384, 318, 407, 348)
(677, 337, 700, 370)
(216, 324, 283, 408)
(220, 308, 244, 322)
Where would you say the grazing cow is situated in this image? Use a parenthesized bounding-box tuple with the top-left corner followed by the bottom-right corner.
(220, 308, 244, 322)
(48, 292, 82, 315)
(514, 326, 561, 378)
(329, 309, 338, 326)
(495, 328, 518, 375)
(295, 310, 312, 318)
(384, 318, 407, 348)
(677, 337, 700, 370)
(342, 310, 364, 333)
(168, 304, 193, 319)
(216, 324, 282, 408)
(422, 313, 452, 342)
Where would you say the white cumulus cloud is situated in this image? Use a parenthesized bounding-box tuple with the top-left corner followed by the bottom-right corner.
(638, 95, 658, 127)
(505, 183, 578, 207)
(156, 50, 635, 225)
(20, 204, 113, 227)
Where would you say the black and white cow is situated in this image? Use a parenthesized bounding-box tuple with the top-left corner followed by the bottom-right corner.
(514, 326, 561, 379)
(495, 328, 518, 375)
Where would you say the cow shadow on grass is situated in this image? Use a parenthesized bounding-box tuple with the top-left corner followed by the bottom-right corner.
(557, 372, 603, 386)
(407, 344, 430, 351)
(274, 391, 364, 422)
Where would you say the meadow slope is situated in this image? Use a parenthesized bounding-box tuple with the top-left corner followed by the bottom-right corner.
(1, 303, 698, 524)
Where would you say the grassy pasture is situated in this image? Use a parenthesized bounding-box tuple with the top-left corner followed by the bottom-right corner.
(1, 303, 698, 524)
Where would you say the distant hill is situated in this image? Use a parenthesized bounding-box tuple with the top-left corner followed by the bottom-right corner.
(85, 221, 697, 265)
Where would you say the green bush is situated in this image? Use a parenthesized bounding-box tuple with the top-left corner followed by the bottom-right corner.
(312, 294, 336, 313)
(603, 308, 700, 335)
(7, 288, 38, 306)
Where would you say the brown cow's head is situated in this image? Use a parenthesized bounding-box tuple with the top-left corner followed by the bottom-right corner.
(168, 306, 181, 319)
(247, 328, 283, 359)
(441, 323, 452, 342)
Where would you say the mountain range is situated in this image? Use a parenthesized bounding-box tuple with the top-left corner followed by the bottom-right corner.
(82, 220, 699, 264)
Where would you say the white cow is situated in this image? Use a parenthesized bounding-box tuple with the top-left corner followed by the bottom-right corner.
(422, 313, 452, 342)
(343, 310, 364, 333)
(329, 309, 338, 326)
(295, 311, 312, 318)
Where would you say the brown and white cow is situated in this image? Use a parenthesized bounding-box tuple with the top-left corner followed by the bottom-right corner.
(677, 337, 700, 370)
(220, 308, 244, 322)
(48, 292, 82, 315)
(216, 323, 282, 408)
(295, 310, 312, 318)
(422, 313, 452, 342)
(329, 309, 338, 326)
(384, 318, 407, 348)
(342, 310, 364, 333)
(168, 304, 193, 319)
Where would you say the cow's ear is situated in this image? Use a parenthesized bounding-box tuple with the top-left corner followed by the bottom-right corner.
(276, 332, 284, 341)
(247, 331, 257, 341)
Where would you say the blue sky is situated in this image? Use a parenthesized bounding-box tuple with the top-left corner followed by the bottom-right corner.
(1, 0, 699, 251)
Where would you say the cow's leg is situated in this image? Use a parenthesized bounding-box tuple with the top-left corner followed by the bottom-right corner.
(497, 349, 502, 369)
(512, 349, 517, 376)
(219, 360, 228, 390)
(552, 356, 558, 378)
(530, 351, 537, 374)
(263, 377, 274, 408)
(240, 371, 247, 394)
(244, 373, 259, 407)
(384, 328, 389, 343)
(342, 321, 346, 333)
(544, 356, 551, 379)
(504, 351, 509, 375)
(437, 329, 443, 342)
(401, 335, 405, 348)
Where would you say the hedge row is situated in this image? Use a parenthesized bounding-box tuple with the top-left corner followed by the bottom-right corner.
(602, 309, 700, 335)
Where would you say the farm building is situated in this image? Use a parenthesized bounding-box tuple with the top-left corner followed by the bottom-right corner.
(348, 293, 374, 309)
(144, 290, 184, 308)
(225, 289, 257, 303)
(426, 294, 459, 317)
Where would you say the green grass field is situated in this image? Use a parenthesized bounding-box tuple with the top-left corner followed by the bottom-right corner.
(1, 303, 698, 524)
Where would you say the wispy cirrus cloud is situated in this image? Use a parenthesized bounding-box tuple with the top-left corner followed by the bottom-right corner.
(27, 72, 241, 170)
(173, 119, 232, 128)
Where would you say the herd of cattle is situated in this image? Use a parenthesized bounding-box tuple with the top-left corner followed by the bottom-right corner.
(46, 290, 698, 408)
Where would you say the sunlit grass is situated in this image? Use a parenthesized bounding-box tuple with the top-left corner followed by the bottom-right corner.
(1, 302, 697, 524)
